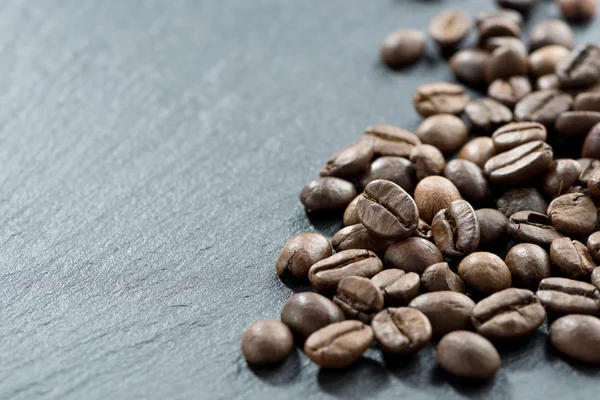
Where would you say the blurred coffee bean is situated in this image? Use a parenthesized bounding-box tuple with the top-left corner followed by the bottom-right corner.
(380, 29, 426, 69)
(465, 98, 513, 132)
(582, 122, 600, 158)
(529, 20, 574, 52)
(450, 49, 489, 85)
(413, 82, 469, 117)
(574, 92, 600, 111)
(485, 45, 529, 83)
(429, 10, 472, 50)
(556, 111, 600, 137)
(556, 44, 600, 90)
(488, 76, 532, 108)
(528, 45, 571, 79)
(557, 0, 597, 22)
(458, 137, 497, 169)
(514, 90, 573, 127)
(536, 74, 561, 90)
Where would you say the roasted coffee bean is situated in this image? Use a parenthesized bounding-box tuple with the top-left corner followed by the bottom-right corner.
(241, 320, 294, 365)
(384, 237, 444, 275)
(497, 187, 548, 217)
(574, 92, 600, 111)
(528, 45, 571, 79)
(537, 277, 600, 316)
(304, 320, 374, 369)
(478, 17, 520, 44)
(363, 124, 421, 157)
(556, 111, 600, 137)
(343, 195, 360, 226)
(550, 315, 600, 364)
(485, 45, 528, 83)
(437, 331, 501, 380)
(444, 160, 491, 206)
(413, 218, 433, 241)
(429, 10, 472, 50)
(488, 76, 532, 108)
(449, 49, 489, 85)
(484, 140, 553, 185)
(459, 252, 512, 295)
(472, 288, 545, 341)
(333, 276, 384, 323)
(586, 168, 600, 197)
(414, 176, 462, 223)
(476, 208, 509, 247)
(372, 307, 432, 355)
(547, 193, 597, 235)
(529, 19, 574, 52)
(359, 156, 416, 193)
(514, 90, 573, 127)
(380, 29, 426, 69)
(542, 159, 582, 198)
(408, 292, 476, 336)
(320, 141, 374, 177)
(281, 292, 345, 339)
(558, 0, 597, 22)
(582, 122, 600, 158)
(309, 249, 383, 292)
(508, 211, 566, 246)
(432, 200, 480, 258)
(276, 233, 332, 278)
(371, 269, 421, 306)
(416, 114, 468, 154)
(550, 238, 597, 280)
(505, 243, 552, 290)
(421, 262, 466, 293)
(413, 82, 469, 117)
(577, 157, 600, 185)
(536, 74, 561, 91)
(357, 179, 419, 240)
(557, 44, 600, 90)
(476, 9, 523, 28)
(459, 137, 497, 169)
(492, 121, 547, 153)
(482, 36, 526, 53)
(332, 224, 393, 256)
(301, 177, 357, 213)
(592, 267, 600, 289)
(496, 0, 540, 12)
(409, 144, 446, 180)
(587, 231, 600, 263)
(464, 98, 513, 132)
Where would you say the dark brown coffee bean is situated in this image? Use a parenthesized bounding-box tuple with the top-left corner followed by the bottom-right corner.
(309, 249, 383, 292)
(582, 122, 600, 158)
(542, 159, 582, 198)
(300, 177, 357, 213)
(496, 0, 540, 12)
(548, 193, 597, 235)
(332, 224, 393, 256)
(459, 252, 512, 295)
(241, 320, 294, 365)
(384, 237, 444, 275)
(276, 233, 332, 278)
(556, 111, 600, 137)
(587, 231, 600, 263)
(551, 315, 600, 364)
(413, 82, 469, 117)
(449, 49, 489, 85)
(413, 218, 433, 241)
(380, 29, 426, 69)
(416, 114, 468, 154)
(558, 0, 597, 22)
(359, 156, 416, 193)
(485, 45, 529, 83)
(421, 262, 466, 293)
(409, 144, 446, 180)
(333, 276, 384, 323)
(529, 20, 574, 52)
(304, 320, 374, 369)
(343, 195, 360, 226)
(482, 36, 526, 53)
(550, 238, 597, 280)
(557, 44, 600, 90)
(574, 92, 600, 111)
(414, 176, 462, 223)
(592, 267, 600, 289)
(437, 331, 501, 380)
(429, 10, 472, 50)
(371, 269, 421, 306)
(408, 292, 476, 336)
(432, 200, 480, 258)
(508, 211, 566, 246)
(357, 179, 419, 240)
(465, 98, 513, 132)
(281, 292, 345, 339)
(536, 74, 561, 91)
(488, 76, 532, 108)
(484, 140, 553, 185)
(497, 187, 548, 217)
(459, 137, 497, 169)
(476, 208, 509, 247)
(320, 141, 374, 178)
(372, 307, 432, 355)
(363, 124, 421, 157)
(514, 90, 573, 127)
(476, 9, 523, 28)
(528, 45, 571, 79)
(444, 160, 491, 206)
(505, 243, 552, 290)
(537, 277, 600, 316)
(577, 157, 600, 185)
(492, 121, 547, 153)
(478, 17, 520, 44)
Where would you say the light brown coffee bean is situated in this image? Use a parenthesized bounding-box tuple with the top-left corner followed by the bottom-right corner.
(408, 291, 476, 336)
(421, 262, 466, 293)
(505, 243, 552, 290)
(276, 233, 333, 278)
(241, 320, 294, 365)
(363, 124, 421, 157)
(372, 307, 432, 355)
(458, 252, 512, 295)
(536, 74, 561, 91)
(371, 269, 421, 306)
(384, 237, 444, 275)
(437, 331, 501, 379)
(478, 17, 520, 44)
(413, 82, 469, 117)
(333, 276, 384, 323)
(550, 315, 600, 364)
(281, 292, 345, 339)
(409, 144, 446, 180)
(529, 20, 574, 52)
(558, 0, 597, 23)
(528, 45, 571, 79)
(416, 114, 468, 154)
(485, 45, 528, 83)
(537, 277, 600, 316)
(459, 137, 496, 169)
(309, 249, 383, 293)
(343, 195, 361, 226)
(550, 238, 597, 280)
(491, 121, 547, 153)
(449, 49, 489, 85)
(476, 9, 523, 28)
(414, 176, 462, 223)
(380, 29, 426, 69)
(429, 10, 472, 50)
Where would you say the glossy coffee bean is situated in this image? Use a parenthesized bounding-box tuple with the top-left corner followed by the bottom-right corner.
(536, 74, 561, 91)
(241, 320, 294, 365)
(414, 176, 462, 223)
(413, 82, 469, 117)
(416, 114, 468, 154)
(413, 218, 433, 241)
(557, 44, 600, 90)
(508, 211, 565, 247)
(505, 243, 552, 290)
(301, 177, 357, 213)
(465, 98, 513, 132)
(409, 144, 446, 180)
(343, 195, 360, 226)
(380, 29, 426, 69)
(421, 262, 466, 293)
(432, 200, 480, 258)
(332, 224, 393, 256)
(281, 293, 345, 339)
(476, 9, 523, 28)
(478, 17, 520, 44)
(320, 141, 374, 177)
(577, 158, 600, 185)
(496, 0, 540, 12)
(537, 277, 600, 316)
(449, 49, 489, 85)
(491, 121, 547, 153)
(586, 167, 600, 196)
(484, 140, 553, 185)
(309, 249, 383, 293)
(587, 231, 600, 263)
(408, 292, 476, 336)
(556, 111, 600, 137)
(276, 233, 332, 278)
(542, 159, 582, 198)
(529, 19, 574, 52)
(437, 331, 501, 380)
(485, 45, 528, 83)
(333, 276, 384, 323)
(459, 137, 496, 169)
(476, 208, 508, 247)
(528, 45, 570, 79)
(372, 307, 432, 355)
(371, 269, 421, 306)
(497, 187, 548, 217)
(557, 0, 597, 22)
(582, 122, 600, 158)
(444, 160, 490, 206)
(550, 238, 597, 280)
(574, 92, 600, 111)
(304, 320, 374, 369)
(488, 76, 532, 108)
(459, 252, 512, 295)
(548, 193, 597, 236)
(551, 315, 600, 364)
(357, 179, 419, 240)
(429, 10, 472, 50)
(384, 237, 444, 275)
(514, 90, 573, 127)
(359, 156, 416, 193)
(363, 124, 421, 157)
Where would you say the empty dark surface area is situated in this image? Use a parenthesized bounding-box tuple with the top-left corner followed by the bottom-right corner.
(2, 0, 600, 399)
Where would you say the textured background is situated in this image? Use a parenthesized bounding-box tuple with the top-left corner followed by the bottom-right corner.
(1, 0, 600, 399)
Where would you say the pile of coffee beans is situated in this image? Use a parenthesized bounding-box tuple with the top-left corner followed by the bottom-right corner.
(241, 0, 600, 381)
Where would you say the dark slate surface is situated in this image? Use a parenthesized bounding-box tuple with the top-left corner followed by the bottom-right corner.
(2, 0, 600, 399)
